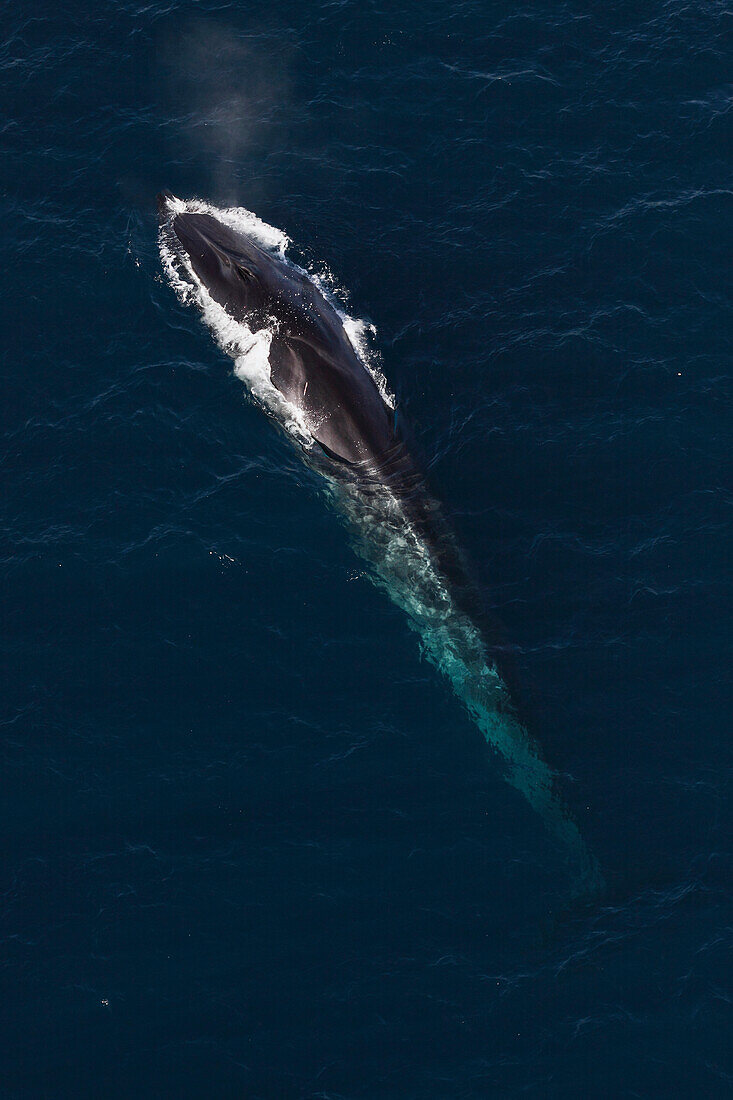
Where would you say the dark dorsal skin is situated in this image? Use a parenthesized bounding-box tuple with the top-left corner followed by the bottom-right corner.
(267, 338, 398, 466)
(164, 200, 397, 468)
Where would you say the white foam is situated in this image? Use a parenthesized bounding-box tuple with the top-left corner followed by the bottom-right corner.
(168, 195, 289, 255)
(159, 203, 311, 444)
(158, 197, 394, 444)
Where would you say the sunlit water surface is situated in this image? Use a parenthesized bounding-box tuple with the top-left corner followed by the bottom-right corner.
(2, 1, 730, 1096)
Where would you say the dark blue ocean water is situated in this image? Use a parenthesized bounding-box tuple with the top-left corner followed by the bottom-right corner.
(2, 1, 731, 1095)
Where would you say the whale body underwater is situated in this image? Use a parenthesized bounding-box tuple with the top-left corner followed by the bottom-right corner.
(157, 190, 601, 895)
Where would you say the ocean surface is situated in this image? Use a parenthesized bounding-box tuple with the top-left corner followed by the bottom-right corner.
(2, 1, 730, 1096)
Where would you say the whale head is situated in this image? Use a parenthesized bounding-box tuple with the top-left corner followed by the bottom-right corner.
(157, 191, 399, 467)
(157, 191, 364, 365)
(157, 190, 274, 323)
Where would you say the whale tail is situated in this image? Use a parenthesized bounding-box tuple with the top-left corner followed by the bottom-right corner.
(420, 610, 604, 899)
(466, 688, 604, 898)
(328, 471, 604, 899)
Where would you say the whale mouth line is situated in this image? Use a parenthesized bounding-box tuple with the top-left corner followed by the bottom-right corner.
(169, 209, 237, 263)
(178, 222, 240, 270)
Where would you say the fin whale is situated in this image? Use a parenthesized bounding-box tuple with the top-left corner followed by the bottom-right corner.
(157, 191, 602, 896)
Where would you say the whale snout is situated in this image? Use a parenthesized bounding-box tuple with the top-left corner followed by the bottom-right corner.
(160, 203, 268, 321)
(157, 189, 176, 217)
(171, 213, 209, 263)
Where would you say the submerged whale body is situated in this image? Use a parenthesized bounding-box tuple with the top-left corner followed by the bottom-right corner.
(157, 190, 602, 896)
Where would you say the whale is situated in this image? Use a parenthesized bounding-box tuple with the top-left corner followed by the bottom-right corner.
(159, 190, 397, 468)
(157, 190, 602, 895)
